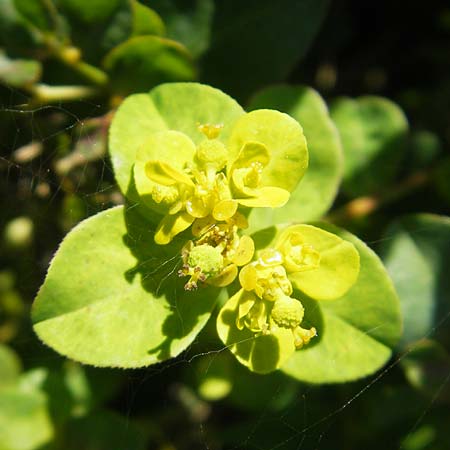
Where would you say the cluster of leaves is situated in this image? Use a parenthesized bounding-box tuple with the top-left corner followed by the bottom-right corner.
(1, 1, 450, 450)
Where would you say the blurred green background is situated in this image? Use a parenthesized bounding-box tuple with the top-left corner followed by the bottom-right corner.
(1, 1, 450, 449)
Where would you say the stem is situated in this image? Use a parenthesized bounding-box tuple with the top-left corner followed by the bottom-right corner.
(40, 0, 65, 38)
(30, 84, 102, 104)
(326, 171, 430, 224)
(45, 37, 109, 86)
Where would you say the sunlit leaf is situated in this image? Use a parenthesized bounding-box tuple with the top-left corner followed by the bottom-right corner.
(247, 85, 342, 228)
(32, 206, 220, 368)
(282, 223, 402, 383)
(0, 386, 53, 450)
(109, 82, 244, 204)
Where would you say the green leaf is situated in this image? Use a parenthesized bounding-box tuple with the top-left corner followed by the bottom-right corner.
(330, 96, 408, 197)
(282, 223, 402, 383)
(0, 53, 41, 88)
(247, 85, 343, 229)
(200, 0, 330, 100)
(227, 109, 308, 193)
(0, 386, 53, 450)
(56, 0, 132, 64)
(278, 224, 360, 300)
(109, 82, 244, 203)
(131, 0, 165, 37)
(149, 0, 214, 57)
(401, 339, 450, 403)
(380, 214, 450, 346)
(13, 0, 52, 31)
(32, 206, 220, 368)
(0, 0, 41, 51)
(56, 0, 123, 24)
(103, 36, 196, 96)
(0, 345, 21, 389)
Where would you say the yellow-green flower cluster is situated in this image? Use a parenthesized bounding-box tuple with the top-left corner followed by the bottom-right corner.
(217, 225, 360, 373)
(237, 248, 317, 349)
(136, 109, 308, 290)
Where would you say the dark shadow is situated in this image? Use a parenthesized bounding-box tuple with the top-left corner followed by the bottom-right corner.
(122, 171, 220, 361)
(294, 291, 325, 349)
(251, 226, 277, 251)
(220, 305, 280, 373)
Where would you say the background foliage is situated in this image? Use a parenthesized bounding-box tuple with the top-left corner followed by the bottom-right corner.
(1, 1, 450, 449)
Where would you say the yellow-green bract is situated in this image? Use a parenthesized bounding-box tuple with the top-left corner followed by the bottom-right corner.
(32, 83, 402, 384)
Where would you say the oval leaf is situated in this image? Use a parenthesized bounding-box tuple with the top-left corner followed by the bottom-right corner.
(279, 224, 360, 300)
(381, 214, 450, 347)
(131, 0, 165, 37)
(282, 223, 402, 383)
(330, 95, 408, 197)
(0, 387, 53, 450)
(109, 82, 244, 202)
(103, 36, 196, 95)
(247, 85, 343, 229)
(227, 109, 308, 193)
(32, 206, 220, 368)
(0, 344, 21, 389)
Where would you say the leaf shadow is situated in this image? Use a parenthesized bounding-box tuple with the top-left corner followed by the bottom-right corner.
(121, 173, 219, 361)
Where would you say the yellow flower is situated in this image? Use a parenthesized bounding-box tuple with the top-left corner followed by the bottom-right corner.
(235, 248, 316, 349)
(178, 212, 255, 290)
(144, 120, 297, 245)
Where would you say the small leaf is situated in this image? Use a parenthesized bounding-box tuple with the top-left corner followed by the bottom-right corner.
(150, 0, 214, 57)
(282, 223, 402, 383)
(109, 82, 244, 202)
(32, 206, 220, 368)
(0, 0, 40, 52)
(131, 0, 165, 37)
(56, 0, 124, 23)
(56, 0, 132, 63)
(13, 0, 53, 31)
(103, 35, 196, 95)
(247, 85, 343, 229)
(0, 344, 21, 389)
(380, 214, 450, 346)
(330, 95, 408, 197)
(401, 339, 450, 403)
(227, 109, 308, 193)
(0, 386, 53, 450)
(0, 52, 41, 88)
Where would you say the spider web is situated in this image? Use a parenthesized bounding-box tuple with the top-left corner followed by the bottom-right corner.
(1, 83, 450, 450)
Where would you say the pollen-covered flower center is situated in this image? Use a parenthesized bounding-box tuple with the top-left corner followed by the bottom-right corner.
(188, 244, 224, 277)
(237, 246, 317, 350)
(270, 295, 304, 329)
(279, 232, 321, 273)
(178, 214, 254, 291)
